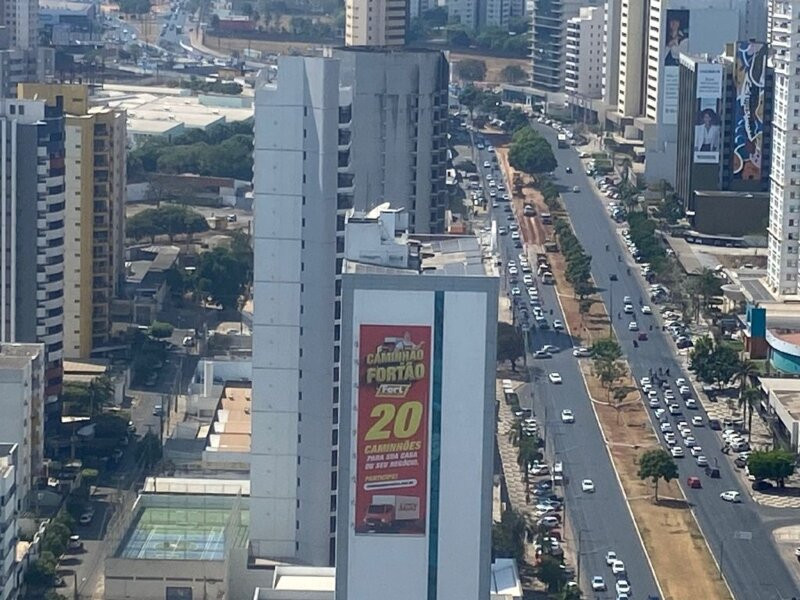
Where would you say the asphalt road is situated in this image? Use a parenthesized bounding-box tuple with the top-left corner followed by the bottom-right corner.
(535, 123, 800, 599)
(469, 136, 660, 599)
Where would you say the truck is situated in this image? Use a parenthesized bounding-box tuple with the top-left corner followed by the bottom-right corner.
(363, 495, 421, 531)
(557, 133, 568, 148)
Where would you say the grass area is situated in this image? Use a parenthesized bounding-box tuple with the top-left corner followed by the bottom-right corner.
(545, 218, 733, 600)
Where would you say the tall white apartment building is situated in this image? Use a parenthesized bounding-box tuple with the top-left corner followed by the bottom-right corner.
(565, 5, 605, 99)
(484, 0, 511, 28)
(0, 344, 44, 508)
(1, 0, 37, 50)
(531, 0, 598, 92)
(602, 0, 622, 108)
(252, 56, 340, 565)
(0, 99, 65, 410)
(767, 0, 800, 295)
(345, 0, 407, 46)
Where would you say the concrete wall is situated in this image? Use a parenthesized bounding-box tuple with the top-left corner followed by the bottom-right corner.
(105, 557, 226, 600)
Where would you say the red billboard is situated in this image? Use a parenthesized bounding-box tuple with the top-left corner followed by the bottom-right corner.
(354, 325, 431, 536)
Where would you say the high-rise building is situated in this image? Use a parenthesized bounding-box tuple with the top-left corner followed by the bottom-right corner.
(0, 444, 18, 600)
(484, 0, 512, 28)
(602, 0, 622, 108)
(768, 0, 800, 295)
(18, 83, 127, 358)
(0, 98, 65, 407)
(0, 0, 54, 97)
(345, 0, 407, 46)
(447, 0, 479, 29)
(332, 47, 449, 234)
(251, 56, 340, 565)
(531, 0, 599, 92)
(565, 5, 605, 100)
(0, 344, 44, 508)
(675, 46, 772, 235)
(335, 209, 498, 599)
(1, 0, 38, 50)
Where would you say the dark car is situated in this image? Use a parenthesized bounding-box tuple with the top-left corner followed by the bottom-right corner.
(709, 419, 722, 430)
(705, 466, 721, 479)
(638, 332, 648, 341)
(752, 480, 774, 491)
(610, 274, 619, 281)
(734, 457, 748, 469)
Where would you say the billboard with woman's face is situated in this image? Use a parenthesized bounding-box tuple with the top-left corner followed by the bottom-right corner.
(662, 9, 690, 124)
(694, 63, 723, 163)
(731, 41, 767, 182)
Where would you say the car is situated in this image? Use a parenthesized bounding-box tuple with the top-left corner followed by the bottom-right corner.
(511, 287, 521, 296)
(691, 416, 704, 426)
(540, 344, 558, 353)
(523, 274, 534, 286)
(685, 436, 697, 447)
(79, 511, 94, 526)
(660, 422, 672, 432)
(572, 347, 591, 357)
(605, 551, 618, 565)
(627, 321, 640, 332)
(548, 373, 563, 384)
(695, 455, 709, 467)
(671, 446, 685, 458)
(561, 409, 575, 423)
(498, 227, 508, 235)
(685, 398, 697, 409)
(511, 231, 520, 240)
(706, 466, 721, 478)
(539, 515, 560, 528)
(534, 350, 552, 359)
(182, 335, 194, 347)
(649, 398, 660, 408)
(611, 560, 626, 575)
(572, 185, 580, 193)
(553, 319, 564, 330)
(153, 404, 163, 417)
(615, 580, 631, 595)
(581, 479, 595, 493)
(623, 303, 634, 314)
(720, 490, 741, 503)
(592, 576, 607, 591)
(664, 432, 676, 445)
(68, 534, 83, 551)
(623, 296, 632, 304)
(668, 403, 681, 415)
(641, 305, 652, 315)
(752, 479, 774, 491)
(655, 408, 666, 419)
(709, 418, 722, 430)
(687, 476, 702, 489)
(529, 463, 550, 476)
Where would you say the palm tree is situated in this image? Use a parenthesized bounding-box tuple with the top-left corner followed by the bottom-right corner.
(739, 387, 762, 443)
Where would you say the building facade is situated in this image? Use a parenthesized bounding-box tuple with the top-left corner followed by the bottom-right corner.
(0, 444, 17, 600)
(601, 0, 622, 108)
(335, 218, 498, 599)
(252, 56, 340, 565)
(332, 47, 449, 234)
(531, 0, 597, 92)
(675, 46, 772, 235)
(483, 0, 511, 28)
(565, 5, 605, 100)
(0, 98, 64, 407)
(19, 83, 126, 358)
(768, 0, 800, 294)
(0, 345, 43, 508)
(447, 0, 479, 29)
(345, 0, 407, 46)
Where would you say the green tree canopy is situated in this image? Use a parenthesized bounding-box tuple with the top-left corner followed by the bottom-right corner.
(501, 64, 527, 83)
(591, 338, 622, 362)
(637, 448, 679, 502)
(509, 127, 557, 175)
(456, 58, 487, 82)
(689, 337, 740, 388)
(537, 555, 567, 592)
(126, 205, 209, 242)
(497, 321, 524, 371)
(492, 509, 526, 561)
(148, 321, 174, 339)
(747, 450, 795, 487)
(196, 246, 250, 310)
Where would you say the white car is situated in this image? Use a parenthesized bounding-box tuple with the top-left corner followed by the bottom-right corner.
(696, 455, 709, 467)
(552, 319, 564, 330)
(671, 446, 685, 458)
(641, 305, 652, 315)
(623, 303, 634, 314)
(573, 346, 591, 357)
(508, 266, 518, 275)
(686, 398, 697, 409)
(720, 490, 741, 503)
(623, 296, 632, 304)
(690, 446, 703, 457)
(561, 409, 575, 423)
(654, 408, 666, 419)
(511, 287, 521, 296)
(664, 432, 676, 446)
(691, 416, 704, 426)
(605, 551, 618, 565)
(685, 436, 697, 447)
(648, 398, 660, 408)
(616, 580, 631, 595)
(675, 377, 687, 387)
(660, 422, 673, 432)
(523, 274, 534, 286)
(592, 576, 606, 591)
(548, 373, 563, 384)
(541, 344, 559, 353)
(628, 321, 639, 331)
(581, 479, 595, 493)
(640, 377, 651, 387)
(611, 560, 626, 575)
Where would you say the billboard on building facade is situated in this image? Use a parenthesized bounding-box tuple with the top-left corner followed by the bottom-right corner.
(354, 324, 431, 536)
(731, 41, 767, 182)
(694, 64, 723, 164)
(662, 9, 690, 125)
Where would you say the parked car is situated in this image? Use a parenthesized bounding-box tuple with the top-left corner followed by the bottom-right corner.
(687, 476, 702, 489)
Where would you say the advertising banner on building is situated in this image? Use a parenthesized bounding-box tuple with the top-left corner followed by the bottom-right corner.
(661, 9, 690, 125)
(694, 64, 723, 164)
(731, 41, 767, 182)
(354, 324, 431, 536)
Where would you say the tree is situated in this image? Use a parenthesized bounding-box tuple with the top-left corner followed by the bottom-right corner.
(591, 339, 626, 404)
(637, 448, 679, 502)
(456, 59, 487, 82)
(739, 386, 761, 443)
(508, 127, 557, 175)
(747, 450, 796, 487)
(501, 64, 527, 83)
(492, 509, 526, 561)
(537, 555, 567, 592)
(497, 321, 525, 372)
(558, 586, 582, 600)
(148, 321, 174, 339)
(517, 433, 542, 477)
(137, 432, 163, 469)
(591, 338, 622, 362)
(127, 205, 209, 243)
(195, 247, 250, 311)
(45, 591, 67, 600)
(26, 551, 57, 587)
(94, 414, 129, 440)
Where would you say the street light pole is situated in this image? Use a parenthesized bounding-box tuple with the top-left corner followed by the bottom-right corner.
(609, 276, 614, 337)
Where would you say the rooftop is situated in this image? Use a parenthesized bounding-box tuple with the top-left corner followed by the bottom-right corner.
(206, 384, 251, 454)
(760, 378, 800, 421)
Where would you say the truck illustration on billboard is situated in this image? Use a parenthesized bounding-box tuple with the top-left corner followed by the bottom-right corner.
(363, 495, 421, 532)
